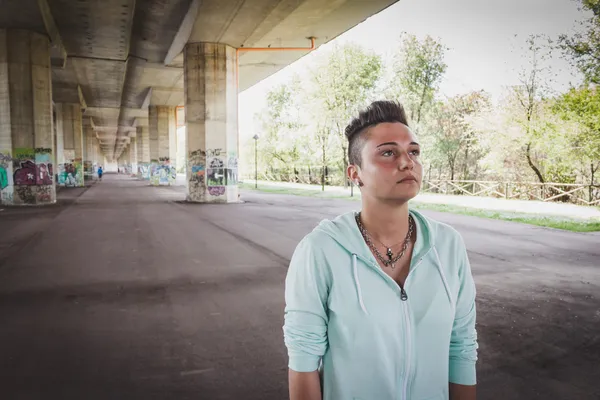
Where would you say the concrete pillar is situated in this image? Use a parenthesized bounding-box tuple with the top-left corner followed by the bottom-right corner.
(55, 104, 64, 170)
(58, 103, 84, 187)
(129, 137, 138, 177)
(184, 43, 238, 203)
(84, 125, 95, 180)
(136, 125, 150, 180)
(149, 105, 176, 186)
(0, 29, 56, 205)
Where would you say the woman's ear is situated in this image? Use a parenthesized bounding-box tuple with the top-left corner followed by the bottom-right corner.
(347, 164, 362, 187)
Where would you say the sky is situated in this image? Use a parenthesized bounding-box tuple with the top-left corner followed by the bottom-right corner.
(238, 0, 590, 142)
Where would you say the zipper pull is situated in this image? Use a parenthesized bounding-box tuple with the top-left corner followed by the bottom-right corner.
(400, 287, 408, 301)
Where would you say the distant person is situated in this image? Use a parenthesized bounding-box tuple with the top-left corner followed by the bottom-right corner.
(98, 166, 103, 181)
(283, 101, 478, 400)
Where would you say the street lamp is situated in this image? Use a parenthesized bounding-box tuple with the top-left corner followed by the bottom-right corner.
(252, 134, 259, 189)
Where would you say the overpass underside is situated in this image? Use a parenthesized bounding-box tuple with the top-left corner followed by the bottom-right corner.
(0, 0, 398, 206)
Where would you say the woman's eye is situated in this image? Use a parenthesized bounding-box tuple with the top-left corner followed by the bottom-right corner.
(382, 150, 394, 157)
(410, 150, 420, 156)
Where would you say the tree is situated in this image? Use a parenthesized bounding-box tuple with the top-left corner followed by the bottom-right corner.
(560, 0, 600, 84)
(389, 34, 447, 126)
(427, 91, 491, 180)
(255, 77, 304, 175)
(511, 35, 555, 183)
(553, 85, 600, 199)
(311, 43, 383, 186)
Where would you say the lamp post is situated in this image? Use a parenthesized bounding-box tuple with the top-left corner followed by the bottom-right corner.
(253, 134, 259, 188)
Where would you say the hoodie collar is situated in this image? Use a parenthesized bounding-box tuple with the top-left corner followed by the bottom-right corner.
(314, 208, 434, 266)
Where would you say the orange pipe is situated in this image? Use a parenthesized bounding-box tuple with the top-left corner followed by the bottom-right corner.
(235, 37, 316, 89)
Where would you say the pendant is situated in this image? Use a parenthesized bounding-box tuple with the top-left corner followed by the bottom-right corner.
(386, 248, 393, 261)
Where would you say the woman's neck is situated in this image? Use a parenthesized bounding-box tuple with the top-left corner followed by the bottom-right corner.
(360, 197, 410, 245)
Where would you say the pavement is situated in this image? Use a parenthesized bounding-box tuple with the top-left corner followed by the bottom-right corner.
(0, 174, 599, 400)
(244, 179, 600, 221)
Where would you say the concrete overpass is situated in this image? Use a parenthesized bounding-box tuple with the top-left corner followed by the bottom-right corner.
(0, 0, 398, 205)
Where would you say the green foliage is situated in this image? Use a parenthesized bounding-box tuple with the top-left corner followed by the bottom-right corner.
(560, 0, 600, 83)
(311, 43, 383, 176)
(242, 31, 599, 202)
(389, 34, 448, 125)
(424, 91, 491, 180)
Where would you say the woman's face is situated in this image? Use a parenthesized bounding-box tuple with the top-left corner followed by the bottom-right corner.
(349, 122, 423, 204)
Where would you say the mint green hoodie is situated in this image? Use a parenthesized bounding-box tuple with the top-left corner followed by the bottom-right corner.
(283, 209, 478, 400)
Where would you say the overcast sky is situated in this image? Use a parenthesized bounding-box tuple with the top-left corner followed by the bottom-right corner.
(238, 0, 590, 140)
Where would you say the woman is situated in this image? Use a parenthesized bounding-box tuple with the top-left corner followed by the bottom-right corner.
(283, 101, 478, 400)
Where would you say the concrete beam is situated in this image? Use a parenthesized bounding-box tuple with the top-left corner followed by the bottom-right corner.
(95, 125, 136, 132)
(163, 0, 202, 66)
(78, 85, 87, 111)
(37, 0, 67, 68)
(141, 87, 153, 109)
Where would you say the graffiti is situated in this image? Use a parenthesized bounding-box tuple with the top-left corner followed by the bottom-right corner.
(0, 152, 13, 166)
(36, 185, 53, 203)
(150, 164, 176, 186)
(0, 165, 7, 190)
(207, 157, 225, 187)
(189, 149, 206, 159)
(14, 160, 37, 185)
(187, 174, 206, 202)
(84, 161, 93, 176)
(228, 154, 238, 169)
(208, 186, 226, 196)
(36, 163, 53, 185)
(138, 163, 150, 180)
(58, 163, 82, 187)
(0, 152, 13, 204)
(1, 190, 13, 204)
(206, 148, 223, 157)
(35, 147, 52, 154)
(15, 186, 35, 204)
(191, 164, 205, 177)
(226, 168, 238, 186)
(159, 157, 170, 162)
(14, 148, 35, 161)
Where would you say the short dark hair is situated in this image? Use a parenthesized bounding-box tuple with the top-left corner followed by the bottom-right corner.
(345, 100, 409, 166)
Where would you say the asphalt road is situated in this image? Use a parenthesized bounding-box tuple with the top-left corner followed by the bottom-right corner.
(0, 174, 598, 399)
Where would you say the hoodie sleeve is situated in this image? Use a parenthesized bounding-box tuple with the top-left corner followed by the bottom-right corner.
(449, 235, 478, 385)
(283, 236, 331, 373)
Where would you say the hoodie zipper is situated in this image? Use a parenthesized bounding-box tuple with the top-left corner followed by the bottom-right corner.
(353, 251, 433, 400)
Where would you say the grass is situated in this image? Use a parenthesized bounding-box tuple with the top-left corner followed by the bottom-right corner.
(239, 182, 600, 233)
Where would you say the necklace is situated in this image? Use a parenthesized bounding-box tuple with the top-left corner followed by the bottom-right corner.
(355, 212, 414, 270)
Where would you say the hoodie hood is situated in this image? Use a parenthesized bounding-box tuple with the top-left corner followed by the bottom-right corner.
(311, 208, 454, 314)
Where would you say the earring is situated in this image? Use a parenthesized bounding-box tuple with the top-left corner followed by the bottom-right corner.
(356, 180, 363, 187)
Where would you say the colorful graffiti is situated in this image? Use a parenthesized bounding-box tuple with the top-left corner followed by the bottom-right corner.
(187, 149, 206, 202)
(208, 186, 226, 196)
(207, 150, 225, 197)
(0, 151, 13, 204)
(149, 158, 176, 186)
(1, 148, 55, 205)
(138, 163, 150, 180)
(58, 162, 83, 187)
(0, 152, 11, 190)
(14, 160, 38, 185)
(0, 166, 8, 190)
